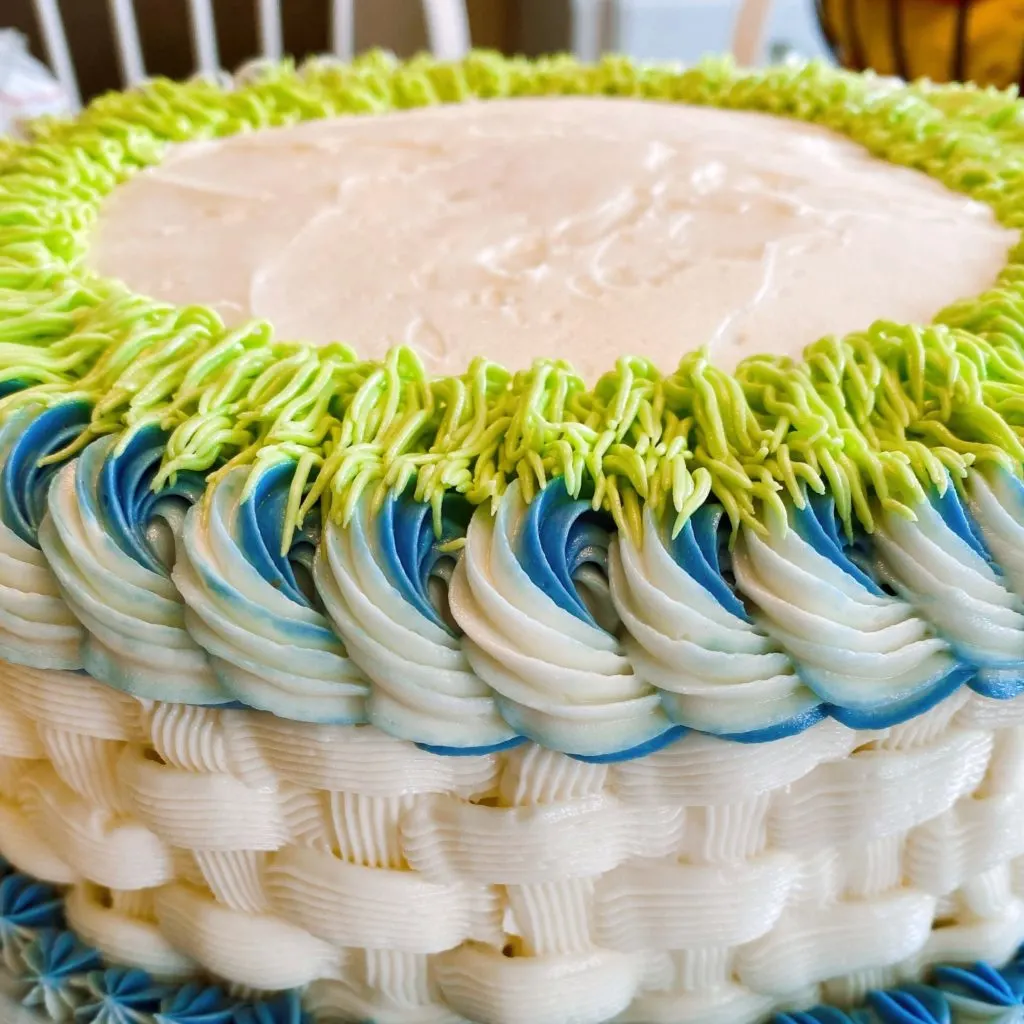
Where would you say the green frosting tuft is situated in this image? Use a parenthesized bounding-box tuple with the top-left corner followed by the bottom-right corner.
(2, 51, 1024, 546)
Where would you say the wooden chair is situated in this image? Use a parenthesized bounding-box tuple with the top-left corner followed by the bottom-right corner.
(29, 0, 473, 111)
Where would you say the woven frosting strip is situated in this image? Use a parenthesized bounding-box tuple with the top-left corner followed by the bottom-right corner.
(2, 667, 1024, 1023)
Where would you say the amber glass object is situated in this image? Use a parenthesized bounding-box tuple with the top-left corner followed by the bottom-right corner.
(816, 0, 1024, 87)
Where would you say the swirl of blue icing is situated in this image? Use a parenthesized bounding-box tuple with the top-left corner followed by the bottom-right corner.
(773, 959, 1024, 1024)
(74, 967, 168, 1024)
(873, 480, 1024, 705)
(611, 499, 822, 743)
(450, 479, 678, 760)
(0, 402, 93, 547)
(733, 492, 974, 730)
(232, 992, 309, 1024)
(963, 469, 1024, 699)
(154, 984, 233, 1024)
(20, 928, 101, 1021)
(517, 477, 619, 630)
(669, 502, 751, 620)
(174, 462, 368, 723)
(0, 874, 63, 969)
(0, 402, 91, 669)
(315, 489, 520, 753)
(40, 428, 228, 704)
(867, 985, 952, 1024)
(933, 962, 1024, 1021)
(379, 490, 470, 632)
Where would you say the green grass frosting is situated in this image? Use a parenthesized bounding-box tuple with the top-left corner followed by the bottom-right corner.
(2, 50, 1024, 549)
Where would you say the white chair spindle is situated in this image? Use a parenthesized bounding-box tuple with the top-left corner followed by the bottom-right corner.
(330, 0, 356, 60)
(31, 0, 81, 110)
(422, 0, 471, 61)
(571, 0, 608, 62)
(187, 0, 221, 75)
(106, 0, 146, 86)
(26, 0, 477, 116)
(732, 0, 774, 65)
(256, 0, 284, 61)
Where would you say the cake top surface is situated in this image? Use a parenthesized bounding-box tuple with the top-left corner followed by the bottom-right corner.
(88, 96, 1013, 379)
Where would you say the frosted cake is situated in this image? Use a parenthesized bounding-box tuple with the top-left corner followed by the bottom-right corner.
(2, 50, 1024, 1024)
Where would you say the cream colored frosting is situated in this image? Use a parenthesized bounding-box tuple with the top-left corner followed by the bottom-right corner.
(87, 98, 1014, 379)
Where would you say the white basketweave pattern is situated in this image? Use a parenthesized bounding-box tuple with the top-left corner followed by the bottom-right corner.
(0, 663, 1022, 1024)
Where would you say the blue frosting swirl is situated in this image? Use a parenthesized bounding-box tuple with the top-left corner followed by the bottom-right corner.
(75, 967, 169, 1024)
(517, 477, 616, 629)
(0, 402, 92, 548)
(773, 955, 1024, 1024)
(731, 490, 975, 732)
(874, 479, 1024, 706)
(95, 426, 205, 575)
(234, 462, 319, 609)
(154, 984, 233, 1024)
(175, 463, 367, 722)
(0, 403, 90, 669)
(20, 928, 102, 1021)
(790, 492, 885, 597)
(668, 500, 751, 620)
(40, 430, 225, 703)
(377, 490, 470, 634)
(612, 499, 822, 745)
(450, 479, 675, 759)
(0, 874, 63, 968)
(315, 487, 516, 752)
(232, 992, 309, 1024)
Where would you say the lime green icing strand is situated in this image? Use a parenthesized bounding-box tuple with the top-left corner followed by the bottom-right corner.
(2, 52, 1024, 546)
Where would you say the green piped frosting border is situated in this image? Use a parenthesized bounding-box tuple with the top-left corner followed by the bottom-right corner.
(3, 50, 1024, 546)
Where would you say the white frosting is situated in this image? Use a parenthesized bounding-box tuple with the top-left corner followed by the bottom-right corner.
(314, 496, 513, 749)
(87, 98, 1013, 379)
(40, 437, 221, 703)
(447, 483, 672, 756)
(609, 506, 814, 736)
(3, 658, 1024, 1023)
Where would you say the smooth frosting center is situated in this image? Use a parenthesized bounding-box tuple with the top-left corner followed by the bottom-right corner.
(88, 97, 1014, 378)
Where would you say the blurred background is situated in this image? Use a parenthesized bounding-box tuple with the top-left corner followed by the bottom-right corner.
(3, 0, 1024, 127)
(4, 0, 832, 105)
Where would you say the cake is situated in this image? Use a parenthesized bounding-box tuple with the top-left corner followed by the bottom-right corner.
(2, 48, 1024, 1024)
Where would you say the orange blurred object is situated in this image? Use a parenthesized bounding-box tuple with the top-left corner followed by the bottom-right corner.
(816, 0, 1024, 87)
